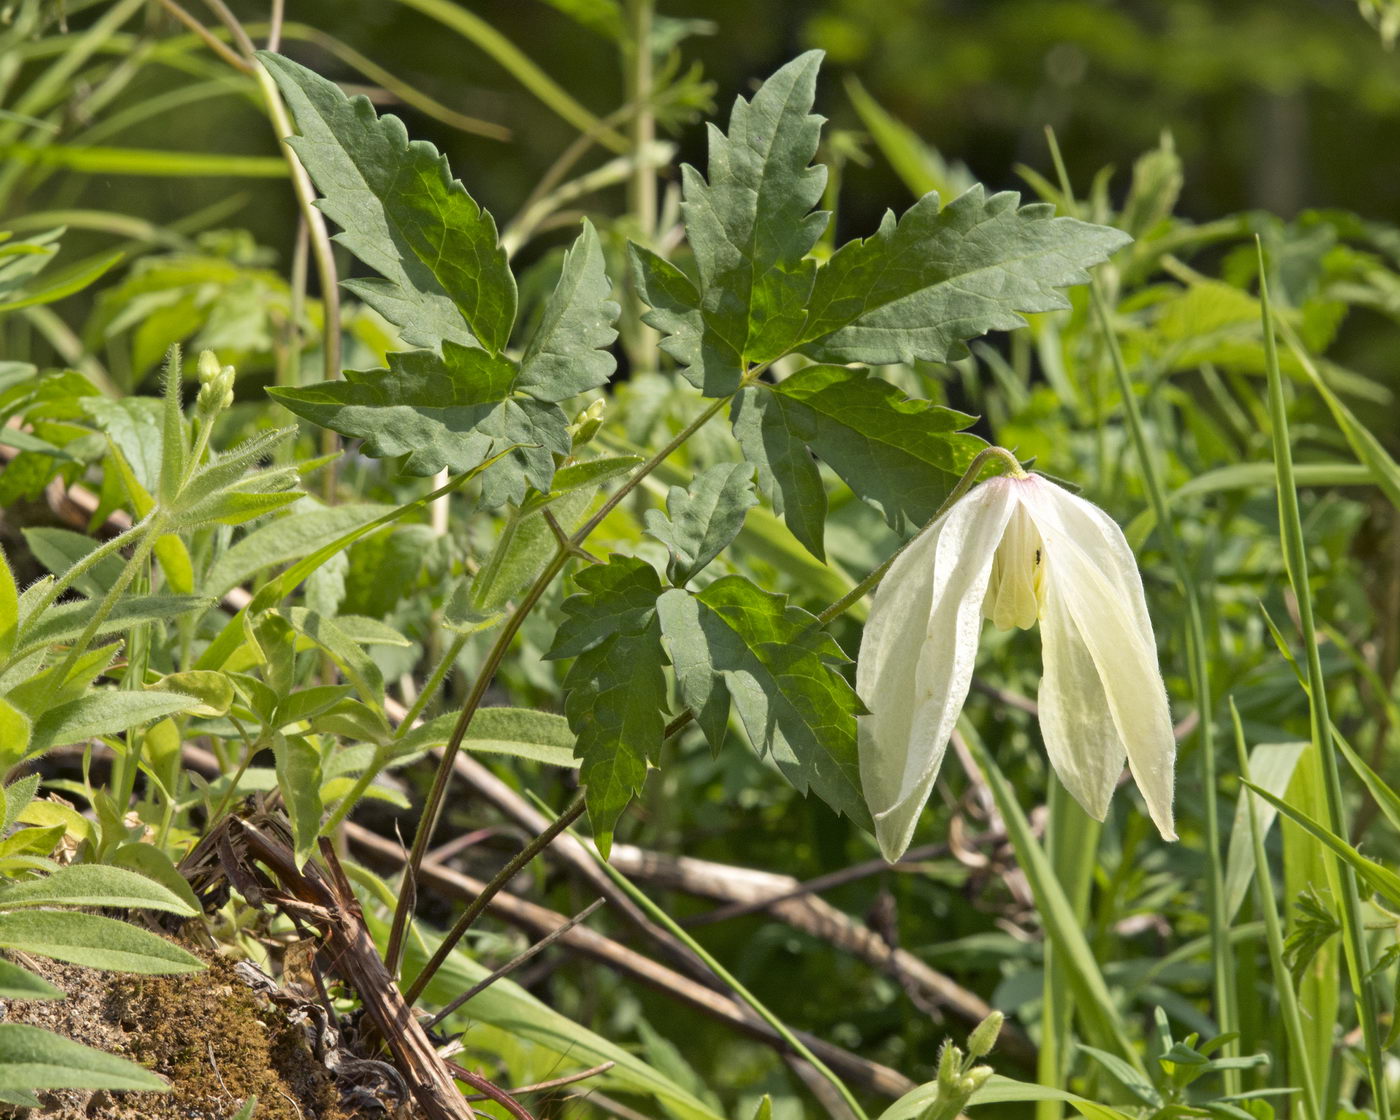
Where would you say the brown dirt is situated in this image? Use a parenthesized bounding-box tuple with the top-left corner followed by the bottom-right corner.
(0, 948, 348, 1120)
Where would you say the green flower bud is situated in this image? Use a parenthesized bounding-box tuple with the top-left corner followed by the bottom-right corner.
(570, 398, 606, 446)
(197, 349, 221, 385)
(936, 1042, 962, 1090)
(967, 1011, 1004, 1059)
(959, 1066, 993, 1096)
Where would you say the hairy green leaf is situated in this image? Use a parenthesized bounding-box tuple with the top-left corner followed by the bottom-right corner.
(394, 707, 577, 769)
(800, 185, 1130, 365)
(656, 577, 869, 826)
(546, 557, 668, 854)
(644, 461, 757, 583)
(258, 52, 515, 352)
(732, 366, 984, 557)
(28, 691, 197, 755)
(203, 502, 394, 599)
(0, 911, 204, 974)
(274, 734, 324, 869)
(519, 219, 619, 401)
(0, 961, 61, 1001)
(0, 864, 197, 915)
(0, 1023, 169, 1092)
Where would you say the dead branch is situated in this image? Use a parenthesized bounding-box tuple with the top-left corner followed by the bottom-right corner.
(604, 842, 1031, 1063)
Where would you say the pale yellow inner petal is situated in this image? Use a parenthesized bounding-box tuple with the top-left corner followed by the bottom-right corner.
(982, 503, 1045, 631)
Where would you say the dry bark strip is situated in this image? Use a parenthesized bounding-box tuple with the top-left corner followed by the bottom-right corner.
(345, 821, 916, 1100)
(180, 810, 527, 1120)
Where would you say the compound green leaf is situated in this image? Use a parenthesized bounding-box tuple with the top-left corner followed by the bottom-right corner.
(259, 52, 515, 353)
(519, 219, 619, 401)
(682, 51, 827, 365)
(546, 557, 668, 855)
(269, 343, 569, 504)
(633, 52, 828, 395)
(800, 185, 1130, 366)
(656, 577, 869, 827)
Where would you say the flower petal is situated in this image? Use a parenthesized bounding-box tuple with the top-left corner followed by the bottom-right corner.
(1038, 576, 1127, 820)
(1023, 479, 1177, 839)
(858, 479, 1017, 860)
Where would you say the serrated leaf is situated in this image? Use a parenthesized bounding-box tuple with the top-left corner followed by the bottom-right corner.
(644, 461, 757, 583)
(29, 690, 197, 755)
(519, 219, 619, 401)
(732, 366, 984, 557)
(0, 864, 197, 915)
(680, 51, 828, 368)
(545, 557, 668, 854)
(269, 343, 569, 503)
(258, 52, 515, 353)
(0, 1023, 168, 1092)
(629, 245, 740, 396)
(655, 577, 869, 826)
(0, 911, 203, 973)
(800, 185, 1130, 366)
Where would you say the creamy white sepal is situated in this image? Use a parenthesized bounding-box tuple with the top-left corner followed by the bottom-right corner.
(1021, 481, 1177, 840)
(857, 481, 1017, 862)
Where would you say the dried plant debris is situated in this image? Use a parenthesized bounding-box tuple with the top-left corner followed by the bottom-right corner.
(0, 951, 346, 1120)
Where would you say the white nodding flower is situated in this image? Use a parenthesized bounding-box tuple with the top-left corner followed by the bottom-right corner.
(857, 469, 1177, 862)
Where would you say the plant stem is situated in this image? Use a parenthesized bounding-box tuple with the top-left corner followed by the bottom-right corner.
(1090, 283, 1236, 1081)
(398, 631, 470, 732)
(577, 816, 870, 1120)
(402, 793, 587, 1005)
(1230, 699, 1321, 1120)
(1257, 247, 1390, 1120)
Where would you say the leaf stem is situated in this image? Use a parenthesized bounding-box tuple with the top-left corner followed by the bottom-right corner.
(402, 792, 586, 1005)
(385, 379, 747, 975)
(816, 444, 1022, 625)
(574, 813, 871, 1120)
(1257, 244, 1390, 1120)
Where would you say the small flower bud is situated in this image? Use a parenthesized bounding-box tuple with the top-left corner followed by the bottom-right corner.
(959, 1066, 993, 1096)
(197, 349, 221, 385)
(936, 1042, 962, 1090)
(967, 1011, 1003, 1059)
(570, 398, 606, 446)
